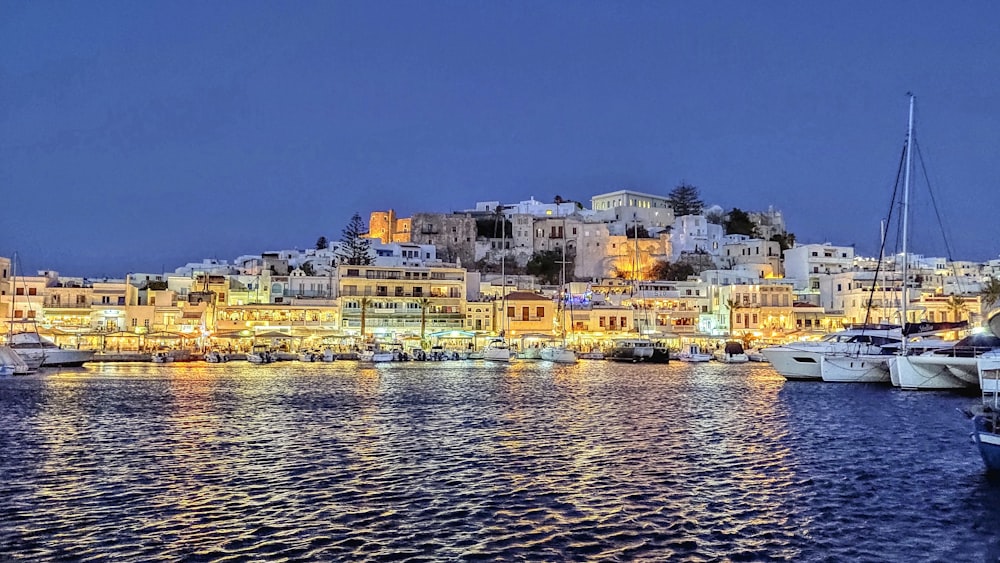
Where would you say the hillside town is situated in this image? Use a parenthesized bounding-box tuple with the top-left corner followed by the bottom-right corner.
(3, 185, 999, 358)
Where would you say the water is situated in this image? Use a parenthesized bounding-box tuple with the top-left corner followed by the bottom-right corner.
(2, 361, 999, 561)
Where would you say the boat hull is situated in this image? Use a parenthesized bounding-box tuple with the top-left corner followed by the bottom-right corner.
(820, 355, 890, 383)
(889, 355, 976, 390)
(540, 346, 578, 364)
(972, 416, 1000, 472)
(762, 347, 823, 380)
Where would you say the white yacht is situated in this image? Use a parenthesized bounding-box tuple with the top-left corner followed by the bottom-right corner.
(8, 332, 94, 367)
(359, 343, 394, 363)
(761, 326, 902, 381)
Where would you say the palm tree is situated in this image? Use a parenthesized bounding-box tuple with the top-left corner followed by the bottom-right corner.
(981, 277, 1000, 314)
(944, 295, 968, 323)
(359, 296, 371, 341)
(419, 297, 431, 345)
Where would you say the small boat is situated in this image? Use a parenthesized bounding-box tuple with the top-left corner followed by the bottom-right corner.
(715, 341, 749, 364)
(204, 350, 228, 363)
(677, 344, 712, 362)
(299, 350, 316, 362)
(0, 345, 37, 375)
(359, 343, 394, 363)
(247, 345, 275, 364)
(962, 350, 1000, 472)
(746, 349, 768, 362)
(151, 352, 173, 363)
(320, 348, 337, 362)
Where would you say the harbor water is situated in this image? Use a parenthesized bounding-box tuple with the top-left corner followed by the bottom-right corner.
(2, 361, 999, 561)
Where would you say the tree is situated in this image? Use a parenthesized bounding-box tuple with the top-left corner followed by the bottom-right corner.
(526, 250, 563, 285)
(770, 232, 796, 253)
(647, 260, 695, 281)
(945, 295, 968, 322)
(337, 212, 373, 265)
(359, 296, 371, 340)
(981, 277, 1000, 313)
(420, 297, 431, 344)
(705, 209, 725, 225)
(723, 208, 759, 237)
(667, 183, 704, 217)
(315, 236, 329, 250)
(300, 262, 316, 276)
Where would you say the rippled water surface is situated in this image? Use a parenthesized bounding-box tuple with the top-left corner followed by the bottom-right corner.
(2, 360, 999, 561)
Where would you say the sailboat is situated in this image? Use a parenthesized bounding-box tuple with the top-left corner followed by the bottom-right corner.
(884, 95, 979, 390)
(608, 214, 654, 363)
(820, 95, 921, 384)
(540, 210, 578, 364)
(484, 209, 513, 362)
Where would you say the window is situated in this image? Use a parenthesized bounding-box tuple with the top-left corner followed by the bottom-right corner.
(522, 307, 529, 321)
(536, 307, 544, 318)
(507, 306, 515, 318)
(28, 288, 37, 296)
(621, 317, 627, 329)
(15, 288, 24, 296)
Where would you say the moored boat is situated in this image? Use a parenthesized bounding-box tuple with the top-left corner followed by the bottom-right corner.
(8, 332, 95, 367)
(961, 350, 1000, 472)
(761, 325, 901, 381)
(482, 338, 513, 362)
(715, 341, 749, 364)
(677, 343, 712, 362)
(608, 338, 654, 363)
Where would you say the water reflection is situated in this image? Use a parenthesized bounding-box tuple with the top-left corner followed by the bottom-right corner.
(0, 361, 996, 560)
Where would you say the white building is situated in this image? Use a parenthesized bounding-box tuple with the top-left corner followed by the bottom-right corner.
(783, 243, 855, 291)
(670, 215, 724, 260)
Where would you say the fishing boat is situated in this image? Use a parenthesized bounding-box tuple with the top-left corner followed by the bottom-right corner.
(204, 350, 228, 363)
(608, 338, 654, 363)
(247, 344, 275, 364)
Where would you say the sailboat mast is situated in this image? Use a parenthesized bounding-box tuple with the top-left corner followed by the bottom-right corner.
(900, 93, 915, 353)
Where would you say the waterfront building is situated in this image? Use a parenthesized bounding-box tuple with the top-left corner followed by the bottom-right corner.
(337, 263, 467, 340)
(502, 291, 555, 337)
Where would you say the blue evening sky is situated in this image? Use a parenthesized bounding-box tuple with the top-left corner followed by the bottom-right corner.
(2, 1, 998, 276)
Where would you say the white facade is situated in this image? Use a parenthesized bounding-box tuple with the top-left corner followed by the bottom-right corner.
(783, 243, 855, 290)
(670, 215, 724, 260)
(590, 189, 672, 212)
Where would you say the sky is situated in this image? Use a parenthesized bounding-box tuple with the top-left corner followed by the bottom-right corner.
(2, 1, 999, 277)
